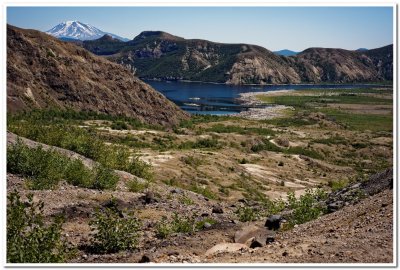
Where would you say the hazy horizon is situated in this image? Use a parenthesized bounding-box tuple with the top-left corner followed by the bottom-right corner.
(7, 6, 393, 51)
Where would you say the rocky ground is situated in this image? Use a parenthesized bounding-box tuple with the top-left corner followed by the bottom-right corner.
(6, 87, 394, 264)
(7, 165, 393, 264)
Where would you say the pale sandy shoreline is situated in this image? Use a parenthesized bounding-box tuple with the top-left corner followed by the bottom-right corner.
(232, 90, 295, 120)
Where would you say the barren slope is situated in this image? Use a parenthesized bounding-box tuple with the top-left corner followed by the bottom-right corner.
(7, 25, 189, 126)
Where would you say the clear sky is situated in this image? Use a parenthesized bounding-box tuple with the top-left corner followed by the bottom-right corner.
(7, 6, 393, 51)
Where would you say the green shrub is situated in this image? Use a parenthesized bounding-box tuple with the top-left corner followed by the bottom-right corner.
(195, 218, 216, 230)
(235, 206, 259, 222)
(179, 195, 194, 205)
(189, 184, 217, 200)
(328, 179, 349, 192)
(7, 191, 72, 263)
(91, 165, 119, 190)
(89, 207, 140, 254)
(181, 155, 204, 168)
(171, 213, 195, 233)
(127, 179, 149, 193)
(155, 216, 173, 239)
(8, 141, 69, 190)
(286, 189, 327, 227)
(8, 111, 155, 178)
(7, 140, 119, 190)
(125, 156, 153, 180)
(155, 213, 196, 239)
(110, 121, 128, 130)
(64, 159, 94, 188)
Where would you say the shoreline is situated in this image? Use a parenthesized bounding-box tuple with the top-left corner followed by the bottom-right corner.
(231, 90, 295, 120)
(142, 78, 393, 88)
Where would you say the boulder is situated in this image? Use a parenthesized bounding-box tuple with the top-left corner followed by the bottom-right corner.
(327, 201, 345, 213)
(212, 205, 224, 214)
(234, 225, 276, 247)
(138, 254, 153, 263)
(265, 215, 283, 230)
(142, 191, 158, 204)
(205, 243, 248, 256)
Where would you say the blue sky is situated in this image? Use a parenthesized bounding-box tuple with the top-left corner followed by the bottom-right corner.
(7, 6, 393, 51)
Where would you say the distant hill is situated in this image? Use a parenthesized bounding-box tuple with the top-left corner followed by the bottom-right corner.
(356, 48, 368, 52)
(46, 21, 129, 41)
(81, 30, 393, 85)
(273, 49, 298, 56)
(7, 25, 188, 126)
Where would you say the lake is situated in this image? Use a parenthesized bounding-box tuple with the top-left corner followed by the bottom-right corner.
(145, 80, 388, 115)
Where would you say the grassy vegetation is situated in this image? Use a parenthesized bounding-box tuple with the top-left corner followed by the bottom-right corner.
(127, 178, 149, 193)
(188, 184, 217, 200)
(235, 206, 260, 222)
(8, 109, 158, 129)
(8, 112, 154, 180)
(7, 140, 119, 190)
(258, 91, 392, 108)
(286, 189, 327, 227)
(311, 135, 348, 145)
(155, 213, 196, 239)
(328, 179, 349, 192)
(180, 155, 204, 168)
(7, 191, 73, 263)
(179, 114, 234, 129)
(257, 89, 392, 133)
(319, 108, 392, 132)
(89, 207, 141, 253)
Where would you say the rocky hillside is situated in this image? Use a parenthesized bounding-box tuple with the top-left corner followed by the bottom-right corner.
(7, 25, 189, 126)
(82, 31, 393, 85)
(293, 46, 393, 83)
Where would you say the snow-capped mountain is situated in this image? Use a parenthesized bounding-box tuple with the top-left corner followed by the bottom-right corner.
(45, 21, 129, 41)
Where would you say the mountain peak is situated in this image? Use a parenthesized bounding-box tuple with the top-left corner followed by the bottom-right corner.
(46, 21, 129, 41)
(132, 31, 184, 42)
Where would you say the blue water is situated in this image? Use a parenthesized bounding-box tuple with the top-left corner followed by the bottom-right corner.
(145, 80, 388, 115)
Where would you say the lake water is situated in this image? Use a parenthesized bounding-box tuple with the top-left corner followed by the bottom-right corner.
(145, 80, 386, 115)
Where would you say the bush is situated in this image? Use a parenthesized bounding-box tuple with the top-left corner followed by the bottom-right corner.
(286, 189, 327, 227)
(181, 155, 203, 168)
(8, 113, 155, 179)
(64, 159, 94, 188)
(89, 207, 140, 253)
(7, 191, 72, 263)
(7, 140, 120, 190)
(195, 218, 216, 230)
(91, 165, 119, 190)
(189, 184, 217, 200)
(8, 141, 71, 189)
(155, 216, 173, 239)
(155, 213, 196, 239)
(125, 156, 154, 180)
(110, 121, 128, 130)
(328, 179, 349, 192)
(235, 206, 259, 222)
(127, 179, 149, 193)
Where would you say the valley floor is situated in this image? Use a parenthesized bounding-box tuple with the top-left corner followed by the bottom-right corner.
(6, 86, 393, 264)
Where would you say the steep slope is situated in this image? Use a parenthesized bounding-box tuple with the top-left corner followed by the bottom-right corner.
(293, 46, 391, 83)
(83, 31, 393, 85)
(7, 25, 189, 126)
(84, 31, 301, 84)
(46, 21, 129, 41)
(364, 45, 393, 81)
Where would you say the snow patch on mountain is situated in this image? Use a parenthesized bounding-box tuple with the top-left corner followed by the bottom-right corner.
(46, 21, 129, 41)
